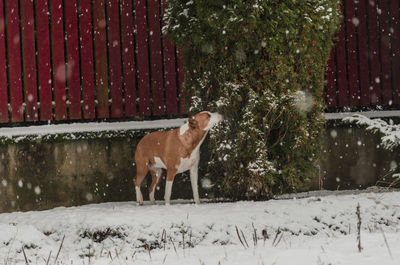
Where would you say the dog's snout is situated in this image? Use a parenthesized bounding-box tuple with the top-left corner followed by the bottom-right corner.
(213, 112, 224, 122)
(210, 112, 224, 123)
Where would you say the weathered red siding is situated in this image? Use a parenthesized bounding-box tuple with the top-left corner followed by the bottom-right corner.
(0, 0, 397, 124)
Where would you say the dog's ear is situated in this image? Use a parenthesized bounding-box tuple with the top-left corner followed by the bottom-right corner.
(188, 116, 198, 129)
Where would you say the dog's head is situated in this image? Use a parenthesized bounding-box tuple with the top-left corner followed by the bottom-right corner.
(188, 111, 223, 131)
(180, 112, 223, 136)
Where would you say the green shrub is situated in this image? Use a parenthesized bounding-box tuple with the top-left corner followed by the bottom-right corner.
(164, 0, 341, 199)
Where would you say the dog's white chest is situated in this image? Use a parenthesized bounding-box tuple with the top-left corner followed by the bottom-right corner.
(176, 151, 199, 173)
(175, 132, 207, 173)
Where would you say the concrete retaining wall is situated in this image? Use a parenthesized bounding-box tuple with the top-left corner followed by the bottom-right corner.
(320, 124, 400, 190)
(0, 123, 398, 212)
(0, 138, 136, 212)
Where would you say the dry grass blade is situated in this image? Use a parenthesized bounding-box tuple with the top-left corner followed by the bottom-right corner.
(189, 230, 193, 247)
(272, 228, 281, 247)
(54, 235, 65, 265)
(147, 244, 152, 260)
(380, 228, 392, 258)
(22, 247, 29, 265)
(262, 228, 268, 246)
(356, 204, 362, 252)
(45, 251, 52, 265)
(235, 225, 247, 249)
(240, 229, 249, 248)
(161, 229, 167, 251)
(252, 223, 258, 247)
(5, 234, 17, 265)
(273, 232, 284, 247)
(182, 230, 185, 251)
(162, 254, 167, 264)
(169, 236, 178, 256)
(88, 243, 91, 264)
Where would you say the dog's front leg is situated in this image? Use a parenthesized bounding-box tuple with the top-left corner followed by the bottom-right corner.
(190, 160, 200, 204)
(164, 169, 177, 205)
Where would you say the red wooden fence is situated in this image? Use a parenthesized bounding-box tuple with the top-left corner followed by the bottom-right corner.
(0, 0, 398, 124)
(0, 0, 185, 124)
(326, 0, 400, 110)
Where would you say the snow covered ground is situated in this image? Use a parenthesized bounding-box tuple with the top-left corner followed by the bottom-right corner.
(1, 190, 400, 265)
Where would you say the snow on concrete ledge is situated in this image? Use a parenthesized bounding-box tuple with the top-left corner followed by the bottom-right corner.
(1, 109, 399, 138)
(0, 118, 187, 138)
(325, 110, 400, 120)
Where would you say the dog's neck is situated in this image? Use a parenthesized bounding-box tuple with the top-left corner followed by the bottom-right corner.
(178, 125, 208, 156)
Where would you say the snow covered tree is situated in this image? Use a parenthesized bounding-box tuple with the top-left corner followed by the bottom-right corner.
(164, 0, 341, 199)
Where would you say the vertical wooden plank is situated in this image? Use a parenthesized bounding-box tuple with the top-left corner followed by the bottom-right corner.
(325, 47, 337, 108)
(162, 0, 177, 115)
(177, 49, 186, 113)
(120, 0, 136, 117)
(21, 0, 38, 121)
(355, 0, 370, 107)
(0, 0, 8, 122)
(162, 0, 178, 114)
(134, 0, 151, 116)
(391, 0, 400, 104)
(93, 0, 109, 118)
(36, 0, 52, 121)
(163, 42, 178, 114)
(345, 0, 359, 107)
(335, 22, 348, 107)
(6, 0, 24, 122)
(106, 0, 123, 118)
(78, 0, 95, 119)
(51, 0, 68, 120)
(367, 0, 381, 105)
(65, 0, 82, 119)
(379, 0, 392, 105)
(148, 0, 164, 116)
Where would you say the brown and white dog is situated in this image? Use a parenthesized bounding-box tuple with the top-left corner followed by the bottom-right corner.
(134, 111, 223, 205)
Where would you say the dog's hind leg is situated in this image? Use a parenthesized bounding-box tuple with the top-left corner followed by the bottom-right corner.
(134, 161, 148, 205)
(149, 167, 162, 204)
